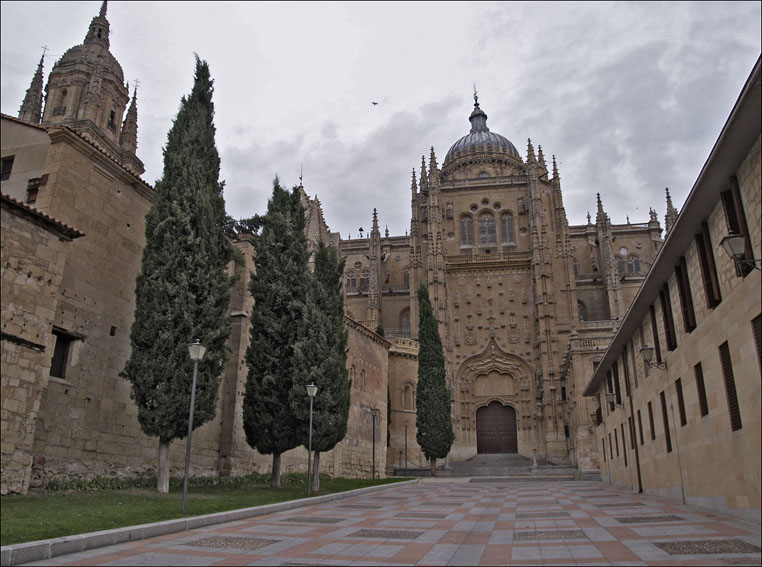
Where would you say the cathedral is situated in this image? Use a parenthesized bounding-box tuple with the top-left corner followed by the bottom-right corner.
(5, 1, 728, 499)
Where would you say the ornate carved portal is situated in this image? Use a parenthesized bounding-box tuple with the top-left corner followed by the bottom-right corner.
(456, 338, 535, 454)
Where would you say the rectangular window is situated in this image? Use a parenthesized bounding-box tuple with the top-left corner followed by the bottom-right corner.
(752, 315, 761, 372)
(694, 362, 709, 417)
(1, 155, 14, 181)
(637, 409, 644, 445)
(648, 401, 656, 441)
(628, 416, 636, 447)
(614, 428, 619, 457)
(675, 257, 697, 333)
(660, 285, 678, 351)
(602, 438, 606, 463)
(650, 305, 663, 364)
(629, 341, 638, 389)
(26, 178, 41, 204)
(608, 433, 613, 461)
(613, 362, 622, 406)
(606, 371, 614, 411)
(622, 348, 632, 395)
(695, 222, 722, 308)
(719, 341, 742, 431)
(50, 329, 75, 379)
(721, 177, 753, 277)
(639, 324, 650, 377)
(675, 378, 687, 426)
(660, 391, 672, 453)
(621, 423, 628, 467)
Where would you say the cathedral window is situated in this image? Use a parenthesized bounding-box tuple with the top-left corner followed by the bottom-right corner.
(1, 155, 14, 181)
(460, 216, 474, 247)
(399, 308, 410, 333)
(500, 212, 515, 245)
(402, 269, 409, 288)
(616, 256, 626, 277)
(577, 300, 588, 321)
(402, 382, 414, 410)
(627, 255, 640, 275)
(359, 269, 370, 292)
(345, 270, 356, 292)
(26, 178, 41, 204)
(108, 106, 117, 131)
(478, 213, 496, 246)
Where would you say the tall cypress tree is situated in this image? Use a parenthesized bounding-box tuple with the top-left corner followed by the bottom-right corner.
(289, 242, 350, 493)
(243, 182, 309, 487)
(415, 284, 454, 476)
(122, 57, 233, 493)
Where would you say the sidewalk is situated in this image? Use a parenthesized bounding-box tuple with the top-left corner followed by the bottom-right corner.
(10, 479, 762, 566)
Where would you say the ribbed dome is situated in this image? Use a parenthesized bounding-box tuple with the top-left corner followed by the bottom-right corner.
(443, 99, 521, 166)
(55, 43, 125, 84)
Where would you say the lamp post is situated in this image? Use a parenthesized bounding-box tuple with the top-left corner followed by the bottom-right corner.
(306, 383, 317, 497)
(403, 419, 409, 479)
(640, 345, 666, 370)
(720, 232, 761, 271)
(371, 407, 380, 485)
(182, 339, 206, 516)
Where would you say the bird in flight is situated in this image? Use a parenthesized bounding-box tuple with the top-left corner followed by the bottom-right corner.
(371, 101, 379, 106)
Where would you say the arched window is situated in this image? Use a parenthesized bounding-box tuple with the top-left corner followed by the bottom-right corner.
(479, 213, 496, 246)
(460, 216, 474, 247)
(500, 212, 515, 245)
(399, 308, 410, 332)
(359, 269, 370, 292)
(572, 257, 579, 276)
(360, 369, 366, 391)
(402, 382, 414, 410)
(402, 269, 410, 288)
(345, 271, 356, 292)
(578, 300, 588, 321)
(627, 255, 641, 275)
(616, 256, 626, 277)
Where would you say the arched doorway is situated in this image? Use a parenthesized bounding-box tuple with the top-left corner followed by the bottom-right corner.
(476, 401, 517, 454)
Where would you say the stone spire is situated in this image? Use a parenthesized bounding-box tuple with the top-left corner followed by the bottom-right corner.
(411, 169, 417, 198)
(526, 138, 536, 164)
(595, 193, 606, 225)
(84, 1, 110, 49)
(119, 87, 138, 153)
(428, 147, 439, 183)
(18, 53, 45, 124)
(664, 187, 678, 235)
(419, 155, 428, 192)
(537, 145, 547, 173)
(468, 94, 490, 134)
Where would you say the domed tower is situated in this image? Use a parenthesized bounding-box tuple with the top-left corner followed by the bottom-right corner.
(40, 1, 142, 174)
(440, 93, 525, 182)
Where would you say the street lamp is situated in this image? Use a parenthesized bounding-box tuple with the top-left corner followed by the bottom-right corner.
(719, 232, 761, 271)
(371, 407, 381, 485)
(640, 345, 666, 369)
(403, 419, 409, 479)
(182, 339, 206, 516)
(306, 383, 317, 497)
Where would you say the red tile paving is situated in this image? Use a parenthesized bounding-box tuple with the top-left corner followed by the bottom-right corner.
(17, 479, 761, 566)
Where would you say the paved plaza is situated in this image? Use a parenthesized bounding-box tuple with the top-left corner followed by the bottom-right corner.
(20, 479, 762, 566)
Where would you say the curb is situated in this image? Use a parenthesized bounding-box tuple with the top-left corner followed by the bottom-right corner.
(1, 479, 420, 566)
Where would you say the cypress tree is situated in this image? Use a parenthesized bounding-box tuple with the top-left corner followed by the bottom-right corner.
(243, 182, 309, 487)
(122, 57, 233, 493)
(415, 284, 454, 476)
(289, 241, 350, 493)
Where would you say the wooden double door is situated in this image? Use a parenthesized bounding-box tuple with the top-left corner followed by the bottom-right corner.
(476, 401, 518, 454)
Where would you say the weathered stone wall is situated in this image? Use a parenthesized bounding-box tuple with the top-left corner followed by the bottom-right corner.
(0, 200, 76, 494)
(386, 339, 423, 472)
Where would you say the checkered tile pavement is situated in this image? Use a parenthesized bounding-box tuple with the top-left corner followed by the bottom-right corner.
(23, 480, 761, 566)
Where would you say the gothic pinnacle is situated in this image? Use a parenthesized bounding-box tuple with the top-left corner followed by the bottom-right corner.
(100, 0, 107, 17)
(665, 187, 678, 234)
(552, 155, 559, 179)
(526, 139, 536, 164)
(18, 52, 44, 124)
(411, 169, 417, 196)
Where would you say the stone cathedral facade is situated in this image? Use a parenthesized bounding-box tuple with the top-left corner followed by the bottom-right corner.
(2, 3, 675, 494)
(343, 98, 665, 473)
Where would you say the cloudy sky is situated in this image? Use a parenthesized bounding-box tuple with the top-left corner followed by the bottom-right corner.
(1, 1, 760, 238)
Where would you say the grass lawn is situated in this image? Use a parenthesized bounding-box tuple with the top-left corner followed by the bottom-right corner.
(0, 476, 404, 546)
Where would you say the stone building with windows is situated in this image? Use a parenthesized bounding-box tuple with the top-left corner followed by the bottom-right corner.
(12, 1, 748, 497)
(583, 57, 761, 522)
